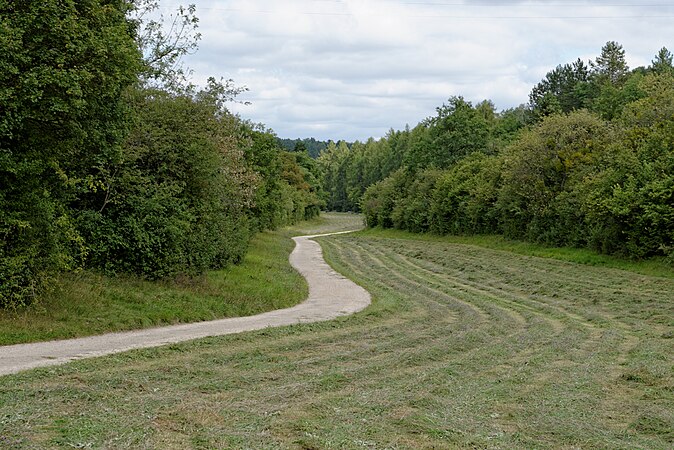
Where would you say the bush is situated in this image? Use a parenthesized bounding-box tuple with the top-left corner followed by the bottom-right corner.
(78, 89, 255, 278)
(362, 169, 412, 228)
(496, 110, 612, 245)
(0, 0, 140, 307)
(430, 154, 503, 235)
(580, 74, 674, 258)
(391, 169, 441, 233)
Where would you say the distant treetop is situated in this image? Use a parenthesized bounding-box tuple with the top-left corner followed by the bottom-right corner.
(277, 137, 352, 158)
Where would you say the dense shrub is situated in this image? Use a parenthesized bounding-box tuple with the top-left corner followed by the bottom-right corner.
(579, 74, 674, 258)
(430, 154, 503, 235)
(278, 150, 324, 222)
(391, 170, 441, 233)
(320, 98, 529, 213)
(355, 67, 674, 261)
(245, 129, 323, 231)
(0, 0, 141, 307)
(1, 1, 326, 308)
(361, 169, 412, 228)
(496, 110, 612, 245)
(77, 89, 256, 278)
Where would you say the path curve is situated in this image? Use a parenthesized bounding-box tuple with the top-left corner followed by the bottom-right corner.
(0, 231, 370, 376)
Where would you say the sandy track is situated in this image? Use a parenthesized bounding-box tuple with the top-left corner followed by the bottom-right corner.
(0, 231, 370, 376)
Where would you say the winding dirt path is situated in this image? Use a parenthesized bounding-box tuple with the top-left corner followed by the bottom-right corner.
(0, 231, 370, 376)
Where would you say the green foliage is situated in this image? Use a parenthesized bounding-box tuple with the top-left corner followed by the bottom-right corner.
(361, 169, 412, 228)
(277, 137, 332, 158)
(581, 74, 674, 258)
(77, 88, 256, 278)
(497, 110, 612, 244)
(391, 169, 441, 233)
(529, 59, 592, 117)
(244, 127, 285, 230)
(319, 141, 353, 211)
(337, 42, 674, 263)
(430, 153, 504, 235)
(491, 105, 533, 145)
(321, 99, 521, 214)
(1, 1, 326, 308)
(0, 0, 142, 307)
(406, 96, 492, 169)
(651, 47, 674, 75)
(277, 150, 323, 223)
(362, 154, 504, 237)
(245, 127, 323, 230)
(591, 69, 648, 120)
(130, 0, 202, 90)
(591, 40, 629, 85)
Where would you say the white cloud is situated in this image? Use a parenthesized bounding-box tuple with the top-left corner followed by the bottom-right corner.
(173, 0, 674, 141)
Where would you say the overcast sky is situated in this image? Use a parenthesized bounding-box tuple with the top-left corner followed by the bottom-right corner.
(164, 0, 674, 141)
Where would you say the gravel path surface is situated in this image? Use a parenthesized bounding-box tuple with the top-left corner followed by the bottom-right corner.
(0, 231, 370, 376)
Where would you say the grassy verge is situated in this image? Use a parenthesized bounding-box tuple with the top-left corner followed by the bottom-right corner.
(0, 231, 307, 346)
(358, 227, 674, 279)
(1, 227, 672, 448)
(0, 212, 364, 346)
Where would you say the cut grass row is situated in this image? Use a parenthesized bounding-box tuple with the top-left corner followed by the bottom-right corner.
(359, 228, 674, 279)
(1, 222, 671, 448)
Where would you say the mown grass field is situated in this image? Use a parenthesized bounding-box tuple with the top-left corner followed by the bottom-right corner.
(284, 211, 365, 236)
(1, 217, 672, 449)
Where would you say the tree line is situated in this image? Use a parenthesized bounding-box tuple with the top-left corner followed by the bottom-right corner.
(277, 137, 349, 159)
(319, 42, 674, 262)
(0, 0, 323, 308)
